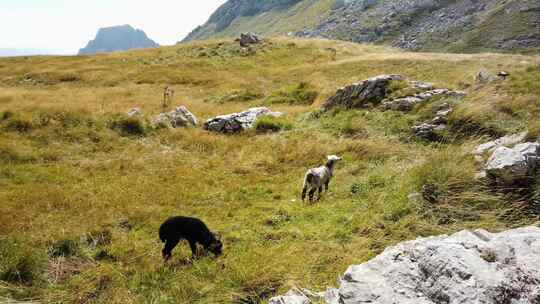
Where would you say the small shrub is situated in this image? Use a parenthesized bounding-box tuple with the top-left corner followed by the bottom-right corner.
(0, 239, 44, 286)
(108, 115, 150, 137)
(57, 73, 81, 82)
(207, 90, 263, 103)
(264, 210, 291, 227)
(94, 249, 116, 262)
(337, 119, 368, 138)
(4, 117, 33, 133)
(265, 82, 318, 105)
(254, 116, 293, 133)
(52, 111, 94, 128)
(86, 229, 112, 247)
(525, 120, 540, 141)
(49, 239, 78, 258)
(0, 145, 36, 164)
(0, 110, 14, 121)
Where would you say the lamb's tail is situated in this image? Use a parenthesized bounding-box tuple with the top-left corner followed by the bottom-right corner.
(303, 172, 315, 188)
(301, 172, 315, 200)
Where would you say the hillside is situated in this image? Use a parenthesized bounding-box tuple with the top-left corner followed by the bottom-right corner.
(184, 0, 540, 53)
(1, 38, 540, 303)
(79, 25, 159, 55)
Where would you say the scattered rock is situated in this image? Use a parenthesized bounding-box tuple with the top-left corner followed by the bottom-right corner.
(203, 107, 283, 133)
(127, 107, 143, 117)
(322, 75, 404, 111)
(411, 123, 446, 141)
(411, 103, 453, 141)
(239, 32, 263, 47)
(382, 89, 464, 112)
(269, 288, 310, 304)
(485, 142, 540, 184)
(475, 69, 509, 83)
(475, 69, 497, 83)
(153, 106, 198, 128)
(409, 80, 434, 90)
(273, 227, 540, 304)
(474, 132, 528, 156)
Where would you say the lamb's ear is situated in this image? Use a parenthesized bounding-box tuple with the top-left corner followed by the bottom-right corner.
(214, 233, 222, 241)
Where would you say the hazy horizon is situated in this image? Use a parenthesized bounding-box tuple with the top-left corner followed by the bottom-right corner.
(0, 0, 227, 55)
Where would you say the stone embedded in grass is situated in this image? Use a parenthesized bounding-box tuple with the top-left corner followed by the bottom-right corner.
(473, 132, 528, 156)
(239, 32, 263, 47)
(153, 106, 198, 128)
(382, 89, 465, 112)
(411, 103, 453, 141)
(269, 288, 310, 304)
(203, 107, 283, 134)
(409, 80, 434, 90)
(273, 226, 540, 304)
(485, 142, 540, 185)
(127, 107, 143, 117)
(322, 74, 404, 111)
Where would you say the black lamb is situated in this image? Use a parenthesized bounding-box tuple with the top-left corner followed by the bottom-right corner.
(159, 216, 223, 261)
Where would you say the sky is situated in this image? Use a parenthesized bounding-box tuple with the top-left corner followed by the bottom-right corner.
(0, 0, 227, 54)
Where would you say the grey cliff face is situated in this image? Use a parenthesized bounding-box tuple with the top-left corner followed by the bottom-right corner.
(79, 25, 159, 55)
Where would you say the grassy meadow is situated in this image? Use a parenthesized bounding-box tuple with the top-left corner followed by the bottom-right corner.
(1, 38, 540, 303)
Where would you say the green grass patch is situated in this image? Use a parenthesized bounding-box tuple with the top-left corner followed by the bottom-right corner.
(254, 115, 293, 133)
(107, 115, 151, 137)
(265, 82, 318, 105)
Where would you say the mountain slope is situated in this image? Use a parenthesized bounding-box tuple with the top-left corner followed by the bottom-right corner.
(79, 25, 159, 55)
(184, 0, 540, 53)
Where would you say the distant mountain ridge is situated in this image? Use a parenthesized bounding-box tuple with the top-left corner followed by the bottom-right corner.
(0, 49, 64, 57)
(184, 0, 540, 53)
(79, 25, 159, 55)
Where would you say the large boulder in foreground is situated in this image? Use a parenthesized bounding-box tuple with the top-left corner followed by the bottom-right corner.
(271, 226, 540, 304)
(153, 106, 198, 128)
(322, 75, 403, 111)
(485, 142, 540, 184)
(203, 107, 282, 133)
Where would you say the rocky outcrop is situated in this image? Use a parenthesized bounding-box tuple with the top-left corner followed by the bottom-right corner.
(185, 0, 540, 53)
(239, 32, 263, 47)
(474, 132, 528, 156)
(485, 142, 540, 184)
(153, 106, 198, 128)
(472, 133, 540, 183)
(271, 226, 540, 304)
(203, 107, 282, 133)
(323, 75, 464, 113)
(79, 25, 158, 55)
(411, 103, 453, 141)
(382, 89, 465, 112)
(322, 75, 403, 111)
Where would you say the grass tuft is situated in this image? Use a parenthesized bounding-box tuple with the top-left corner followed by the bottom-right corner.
(265, 82, 318, 105)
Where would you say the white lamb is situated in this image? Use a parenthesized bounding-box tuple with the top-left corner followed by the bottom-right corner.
(301, 155, 342, 202)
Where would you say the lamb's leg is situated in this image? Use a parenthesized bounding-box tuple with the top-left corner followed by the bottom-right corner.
(301, 186, 308, 201)
(308, 189, 316, 202)
(317, 187, 323, 201)
(325, 181, 330, 192)
(189, 240, 199, 258)
(162, 238, 180, 262)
